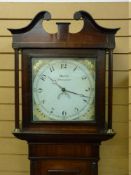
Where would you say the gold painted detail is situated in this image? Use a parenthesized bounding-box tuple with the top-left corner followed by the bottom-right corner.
(33, 104, 47, 121)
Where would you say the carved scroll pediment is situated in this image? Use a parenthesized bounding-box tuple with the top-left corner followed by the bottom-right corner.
(9, 11, 119, 49)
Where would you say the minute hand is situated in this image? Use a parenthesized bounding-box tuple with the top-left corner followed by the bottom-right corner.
(48, 76, 63, 90)
(65, 89, 89, 98)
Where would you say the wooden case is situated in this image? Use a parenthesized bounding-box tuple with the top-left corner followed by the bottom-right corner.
(9, 11, 119, 175)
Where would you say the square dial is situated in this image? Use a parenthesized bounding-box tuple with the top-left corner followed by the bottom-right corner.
(32, 58, 95, 121)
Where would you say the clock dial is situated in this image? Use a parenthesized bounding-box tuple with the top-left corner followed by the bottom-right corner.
(32, 59, 95, 121)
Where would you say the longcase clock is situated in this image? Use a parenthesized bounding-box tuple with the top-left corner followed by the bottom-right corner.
(9, 11, 119, 175)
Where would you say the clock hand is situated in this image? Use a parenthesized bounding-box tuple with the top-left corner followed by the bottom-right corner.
(64, 89, 89, 98)
(48, 76, 90, 98)
(48, 76, 70, 99)
(47, 76, 64, 90)
(48, 76, 71, 99)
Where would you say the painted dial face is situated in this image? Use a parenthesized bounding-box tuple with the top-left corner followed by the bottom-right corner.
(32, 59, 95, 121)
